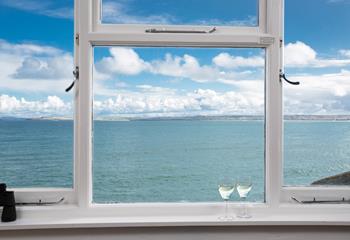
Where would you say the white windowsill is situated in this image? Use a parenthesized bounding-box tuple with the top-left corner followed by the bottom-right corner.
(1, 203, 350, 230)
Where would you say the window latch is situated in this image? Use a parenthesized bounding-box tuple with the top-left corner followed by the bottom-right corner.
(16, 197, 65, 206)
(145, 27, 216, 34)
(280, 72, 300, 85)
(292, 197, 350, 204)
(66, 66, 79, 92)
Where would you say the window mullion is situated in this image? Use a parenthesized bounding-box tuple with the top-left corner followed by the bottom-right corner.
(76, 0, 94, 208)
(265, 0, 283, 207)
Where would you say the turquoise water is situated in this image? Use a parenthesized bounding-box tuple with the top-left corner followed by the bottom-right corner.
(93, 120, 264, 203)
(1, 120, 350, 203)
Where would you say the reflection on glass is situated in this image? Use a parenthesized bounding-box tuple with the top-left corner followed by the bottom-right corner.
(102, 0, 258, 26)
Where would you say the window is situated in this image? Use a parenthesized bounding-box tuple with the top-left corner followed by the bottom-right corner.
(284, 0, 350, 188)
(92, 47, 265, 203)
(0, 1, 74, 189)
(1, 0, 350, 229)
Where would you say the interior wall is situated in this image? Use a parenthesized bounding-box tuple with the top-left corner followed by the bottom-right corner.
(1, 226, 350, 240)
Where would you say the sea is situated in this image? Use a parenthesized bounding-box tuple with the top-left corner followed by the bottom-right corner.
(1, 119, 349, 203)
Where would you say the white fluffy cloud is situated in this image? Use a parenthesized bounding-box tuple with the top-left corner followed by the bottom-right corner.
(102, 1, 174, 24)
(150, 53, 221, 83)
(101, 0, 256, 26)
(284, 70, 350, 114)
(0, 0, 73, 19)
(95, 50, 262, 84)
(96, 48, 149, 76)
(284, 41, 317, 66)
(13, 54, 73, 79)
(0, 95, 71, 117)
(94, 86, 264, 117)
(213, 53, 264, 68)
(0, 39, 73, 93)
(339, 49, 350, 58)
(285, 41, 350, 68)
(2, 38, 350, 117)
(0, 39, 62, 56)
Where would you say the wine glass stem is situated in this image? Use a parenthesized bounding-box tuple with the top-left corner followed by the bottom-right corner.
(225, 200, 228, 218)
(240, 197, 246, 216)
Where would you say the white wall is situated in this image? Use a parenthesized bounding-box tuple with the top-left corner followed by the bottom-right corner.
(1, 226, 350, 240)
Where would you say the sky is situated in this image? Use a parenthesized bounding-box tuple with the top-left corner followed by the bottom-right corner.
(0, 0, 350, 118)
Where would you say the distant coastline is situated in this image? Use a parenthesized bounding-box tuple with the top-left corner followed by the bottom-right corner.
(3, 115, 350, 121)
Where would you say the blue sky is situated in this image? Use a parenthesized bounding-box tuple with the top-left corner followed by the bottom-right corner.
(0, 0, 350, 117)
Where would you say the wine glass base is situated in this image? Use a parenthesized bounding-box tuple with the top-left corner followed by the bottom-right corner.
(236, 214, 252, 219)
(218, 216, 235, 221)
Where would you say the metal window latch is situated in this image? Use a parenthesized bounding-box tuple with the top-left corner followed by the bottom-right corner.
(292, 197, 350, 204)
(145, 27, 216, 34)
(280, 72, 300, 85)
(65, 66, 79, 92)
(16, 197, 65, 206)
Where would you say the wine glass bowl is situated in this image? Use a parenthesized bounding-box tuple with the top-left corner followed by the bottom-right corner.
(217, 180, 235, 221)
(218, 184, 234, 200)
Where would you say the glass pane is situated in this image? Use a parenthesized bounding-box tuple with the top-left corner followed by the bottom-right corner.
(101, 0, 258, 26)
(93, 47, 265, 203)
(0, 1, 74, 188)
(284, 0, 350, 186)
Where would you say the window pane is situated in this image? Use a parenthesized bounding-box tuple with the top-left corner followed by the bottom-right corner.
(284, 0, 350, 186)
(101, 0, 258, 26)
(0, 1, 74, 188)
(93, 47, 265, 203)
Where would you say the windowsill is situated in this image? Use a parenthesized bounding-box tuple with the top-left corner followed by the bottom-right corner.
(1, 203, 350, 230)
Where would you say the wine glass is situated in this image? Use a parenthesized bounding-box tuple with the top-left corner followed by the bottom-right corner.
(236, 176, 252, 218)
(218, 179, 235, 221)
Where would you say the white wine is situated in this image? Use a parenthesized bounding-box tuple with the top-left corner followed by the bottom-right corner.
(237, 184, 252, 198)
(218, 185, 234, 200)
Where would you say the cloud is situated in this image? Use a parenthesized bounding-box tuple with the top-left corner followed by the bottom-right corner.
(150, 53, 219, 83)
(149, 53, 261, 84)
(136, 85, 177, 95)
(12, 54, 73, 79)
(285, 41, 350, 68)
(284, 41, 317, 66)
(102, 0, 256, 26)
(94, 49, 262, 85)
(192, 16, 257, 27)
(327, 0, 350, 4)
(0, 0, 73, 19)
(0, 95, 71, 117)
(3, 38, 350, 117)
(284, 70, 350, 114)
(0, 39, 73, 93)
(96, 48, 149, 75)
(102, 1, 175, 24)
(339, 49, 350, 58)
(94, 86, 264, 117)
(0, 39, 62, 56)
(213, 53, 264, 68)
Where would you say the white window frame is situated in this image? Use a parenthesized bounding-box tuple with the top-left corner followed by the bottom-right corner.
(77, 0, 275, 207)
(3, 0, 350, 230)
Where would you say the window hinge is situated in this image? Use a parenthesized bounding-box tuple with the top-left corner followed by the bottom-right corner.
(65, 66, 79, 92)
(75, 33, 79, 45)
(280, 39, 283, 48)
